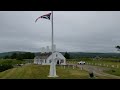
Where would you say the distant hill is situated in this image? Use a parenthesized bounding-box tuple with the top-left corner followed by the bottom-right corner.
(0, 51, 120, 58)
(0, 51, 29, 57)
(61, 52, 120, 58)
(72, 52, 120, 58)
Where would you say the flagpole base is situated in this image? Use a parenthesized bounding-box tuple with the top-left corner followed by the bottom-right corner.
(48, 75, 59, 78)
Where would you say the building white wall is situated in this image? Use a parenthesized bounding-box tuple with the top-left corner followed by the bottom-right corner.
(34, 52, 66, 65)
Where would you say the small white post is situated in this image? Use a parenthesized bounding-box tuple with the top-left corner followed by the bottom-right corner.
(117, 65, 119, 68)
(73, 65, 75, 69)
(64, 65, 65, 69)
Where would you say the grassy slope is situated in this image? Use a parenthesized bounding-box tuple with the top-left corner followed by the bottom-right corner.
(104, 68, 120, 76)
(0, 64, 89, 79)
(1, 58, 120, 79)
(0, 59, 26, 64)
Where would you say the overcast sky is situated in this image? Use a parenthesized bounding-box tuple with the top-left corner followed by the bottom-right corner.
(0, 11, 120, 53)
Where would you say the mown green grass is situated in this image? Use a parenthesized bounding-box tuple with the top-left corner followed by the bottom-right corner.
(0, 59, 26, 65)
(1, 58, 120, 79)
(0, 64, 90, 79)
(104, 68, 120, 76)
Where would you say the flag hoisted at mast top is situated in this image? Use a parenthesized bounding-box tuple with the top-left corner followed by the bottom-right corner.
(35, 13, 51, 22)
(35, 11, 58, 77)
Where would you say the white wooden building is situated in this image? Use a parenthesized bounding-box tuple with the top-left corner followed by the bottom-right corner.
(34, 45, 66, 65)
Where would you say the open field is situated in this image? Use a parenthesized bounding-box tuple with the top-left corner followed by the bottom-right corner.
(0, 58, 120, 79)
(0, 64, 90, 79)
(0, 63, 118, 79)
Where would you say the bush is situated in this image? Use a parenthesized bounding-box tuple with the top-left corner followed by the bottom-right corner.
(89, 72, 94, 78)
(0, 64, 13, 72)
(64, 52, 70, 59)
(112, 70, 116, 72)
(16, 56, 23, 61)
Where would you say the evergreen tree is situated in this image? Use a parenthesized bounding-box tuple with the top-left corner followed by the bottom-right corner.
(11, 53, 17, 59)
(115, 46, 120, 51)
(64, 52, 70, 59)
(4, 55, 9, 59)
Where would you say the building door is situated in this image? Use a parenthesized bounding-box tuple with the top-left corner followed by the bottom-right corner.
(57, 60, 59, 65)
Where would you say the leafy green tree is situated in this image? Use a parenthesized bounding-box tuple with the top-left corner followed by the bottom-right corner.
(115, 46, 120, 51)
(64, 52, 70, 59)
(3, 52, 35, 60)
(16, 55, 23, 60)
(11, 53, 17, 59)
(4, 55, 9, 59)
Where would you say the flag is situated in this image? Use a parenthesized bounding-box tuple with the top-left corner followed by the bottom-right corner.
(35, 13, 51, 23)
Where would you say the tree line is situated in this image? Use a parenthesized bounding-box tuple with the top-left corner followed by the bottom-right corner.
(3, 52, 35, 60)
(3, 52, 71, 60)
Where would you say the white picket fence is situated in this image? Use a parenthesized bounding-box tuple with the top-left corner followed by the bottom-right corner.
(86, 62, 119, 68)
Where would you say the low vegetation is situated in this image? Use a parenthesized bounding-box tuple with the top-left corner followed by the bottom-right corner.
(104, 68, 120, 76)
(0, 59, 26, 72)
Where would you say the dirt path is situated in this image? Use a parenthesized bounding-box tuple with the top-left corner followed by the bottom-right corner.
(77, 65, 120, 79)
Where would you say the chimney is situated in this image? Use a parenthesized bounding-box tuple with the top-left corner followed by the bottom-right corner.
(43, 47, 45, 53)
(46, 46, 50, 52)
(53, 44, 56, 52)
(41, 47, 45, 53)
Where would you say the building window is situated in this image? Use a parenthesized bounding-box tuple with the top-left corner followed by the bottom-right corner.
(49, 60, 51, 63)
(61, 60, 64, 63)
(40, 60, 42, 63)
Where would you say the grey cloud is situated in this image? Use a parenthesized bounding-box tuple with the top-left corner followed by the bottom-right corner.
(0, 11, 120, 53)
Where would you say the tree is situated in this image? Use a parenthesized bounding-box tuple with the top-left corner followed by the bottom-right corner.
(11, 53, 17, 59)
(0, 64, 13, 72)
(4, 55, 9, 59)
(3, 52, 35, 60)
(115, 46, 120, 51)
(16, 54, 23, 60)
(64, 52, 70, 59)
(16, 56, 23, 60)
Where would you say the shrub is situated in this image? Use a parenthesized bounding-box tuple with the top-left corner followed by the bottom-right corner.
(112, 70, 116, 72)
(89, 72, 94, 78)
(0, 64, 13, 72)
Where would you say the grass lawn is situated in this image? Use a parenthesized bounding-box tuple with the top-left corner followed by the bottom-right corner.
(1, 58, 120, 79)
(104, 68, 120, 76)
(0, 59, 26, 65)
(0, 64, 90, 79)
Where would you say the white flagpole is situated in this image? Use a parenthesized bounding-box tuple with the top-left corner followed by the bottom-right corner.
(48, 11, 58, 77)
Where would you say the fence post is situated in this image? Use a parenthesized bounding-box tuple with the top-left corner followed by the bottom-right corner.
(117, 65, 119, 68)
(64, 65, 65, 69)
(73, 65, 75, 69)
